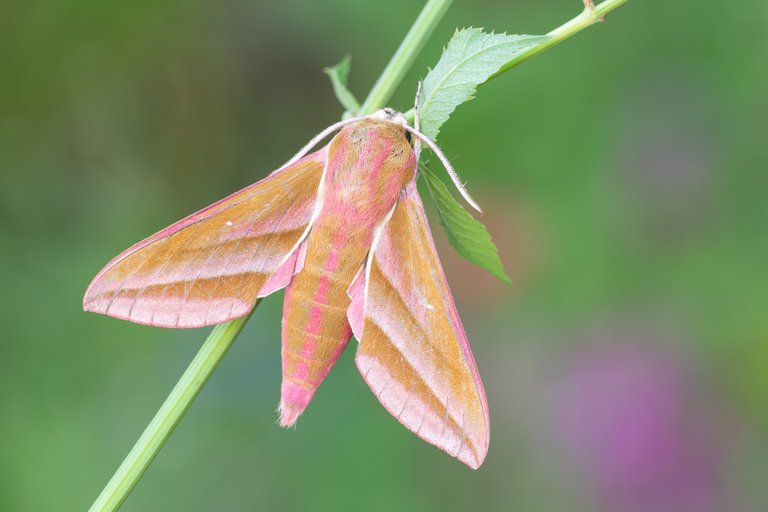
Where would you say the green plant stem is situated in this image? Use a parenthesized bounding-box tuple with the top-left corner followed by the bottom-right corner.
(358, 0, 453, 115)
(89, 2, 454, 510)
(403, 0, 630, 122)
(89, 309, 255, 512)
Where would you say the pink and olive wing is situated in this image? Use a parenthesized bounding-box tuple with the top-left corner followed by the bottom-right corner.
(83, 150, 326, 328)
(347, 180, 490, 469)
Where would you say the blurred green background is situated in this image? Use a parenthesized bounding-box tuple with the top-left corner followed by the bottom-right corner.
(2, 0, 767, 510)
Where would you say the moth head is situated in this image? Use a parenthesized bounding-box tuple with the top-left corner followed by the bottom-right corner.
(370, 108, 408, 128)
(280, 106, 482, 213)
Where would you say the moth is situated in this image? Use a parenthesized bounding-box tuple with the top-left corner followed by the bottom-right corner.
(83, 107, 490, 469)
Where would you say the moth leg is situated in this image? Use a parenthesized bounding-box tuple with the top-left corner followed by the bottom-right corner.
(413, 81, 423, 161)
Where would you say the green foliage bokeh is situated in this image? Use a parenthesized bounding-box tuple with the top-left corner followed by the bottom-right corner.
(1, 1, 767, 510)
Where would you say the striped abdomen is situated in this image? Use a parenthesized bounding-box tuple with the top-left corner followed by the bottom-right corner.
(279, 222, 368, 425)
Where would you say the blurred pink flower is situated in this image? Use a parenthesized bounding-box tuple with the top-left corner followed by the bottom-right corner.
(551, 334, 726, 512)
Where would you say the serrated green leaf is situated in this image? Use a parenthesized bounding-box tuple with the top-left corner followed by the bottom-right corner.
(421, 165, 511, 284)
(323, 55, 360, 114)
(419, 28, 548, 140)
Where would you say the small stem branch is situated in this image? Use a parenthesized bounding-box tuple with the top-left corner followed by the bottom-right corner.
(402, 0, 629, 123)
(89, 308, 255, 512)
(491, 0, 629, 78)
(358, 0, 453, 115)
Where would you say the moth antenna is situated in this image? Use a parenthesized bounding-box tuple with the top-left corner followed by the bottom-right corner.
(276, 114, 372, 172)
(413, 81, 423, 161)
(404, 125, 483, 213)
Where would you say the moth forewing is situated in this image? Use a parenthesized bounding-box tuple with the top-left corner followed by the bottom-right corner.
(350, 180, 489, 469)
